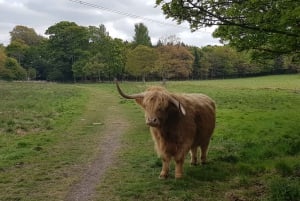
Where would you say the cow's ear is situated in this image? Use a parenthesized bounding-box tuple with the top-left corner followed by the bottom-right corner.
(178, 102, 186, 115)
(135, 98, 144, 107)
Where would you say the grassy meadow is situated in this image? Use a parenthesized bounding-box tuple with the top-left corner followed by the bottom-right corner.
(0, 75, 300, 201)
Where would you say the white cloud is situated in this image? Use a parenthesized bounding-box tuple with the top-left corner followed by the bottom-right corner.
(0, 0, 221, 47)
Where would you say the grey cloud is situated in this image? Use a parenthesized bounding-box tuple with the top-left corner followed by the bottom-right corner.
(0, 0, 220, 47)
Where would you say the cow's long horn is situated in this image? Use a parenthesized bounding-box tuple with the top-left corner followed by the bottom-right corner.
(115, 80, 144, 99)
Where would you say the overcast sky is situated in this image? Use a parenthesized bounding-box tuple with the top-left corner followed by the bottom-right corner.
(0, 0, 221, 47)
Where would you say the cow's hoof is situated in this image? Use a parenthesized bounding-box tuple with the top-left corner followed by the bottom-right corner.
(159, 173, 168, 179)
(175, 174, 183, 179)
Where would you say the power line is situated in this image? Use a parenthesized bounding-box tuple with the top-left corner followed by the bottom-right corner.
(68, 0, 190, 30)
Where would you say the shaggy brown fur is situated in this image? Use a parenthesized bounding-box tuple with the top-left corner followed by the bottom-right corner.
(116, 84, 216, 179)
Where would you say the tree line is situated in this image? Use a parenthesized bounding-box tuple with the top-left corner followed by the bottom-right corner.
(0, 21, 299, 82)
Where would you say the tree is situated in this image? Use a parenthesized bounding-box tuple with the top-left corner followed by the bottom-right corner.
(0, 46, 12, 80)
(27, 67, 37, 80)
(88, 24, 110, 54)
(126, 45, 158, 82)
(156, 45, 194, 80)
(82, 53, 106, 81)
(105, 38, 127, 80)
(88, 25, 126, 80)
(10, 25, 43, 46)
(192, 47, 202, 79)
(133, 23, 152, 47)
(5, 39, 29, 66)
(156, 0, 300, 55)
(0, 45, 6, 67)
(22, 39, 50, 80)
(45, 21, 89, 81)
(2, 57, 27, 80)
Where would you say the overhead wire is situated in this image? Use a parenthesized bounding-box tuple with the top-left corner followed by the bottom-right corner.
(68, 0, 191, 30)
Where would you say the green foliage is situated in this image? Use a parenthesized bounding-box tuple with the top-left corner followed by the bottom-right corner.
(156, 0, 300, 56)
(5, 39, 29, 66)
(156, 45, 194, 79)
(133, 23, 152, 47)
(191, 47, 201, 79)
(200, 45, 257, 79)
(27, 67, 37, 80)
(0, 57, 26, 80)
(4, 22, 300, 82)
(75, 26, 126, 81)
(10, 25, 43, 46)
(82, 53, 106, 81)
(45, 21, 89, 81)
(126, 45, 158, 81)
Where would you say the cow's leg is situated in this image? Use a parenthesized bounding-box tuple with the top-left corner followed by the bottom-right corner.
(159, 156, 170, 179)
(200, 143, 209, 164)
(174, 156, 185, 179)
(190, 147, 198, 165)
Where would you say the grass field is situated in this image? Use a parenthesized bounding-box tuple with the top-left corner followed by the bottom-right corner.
(0, 75, 299, 201)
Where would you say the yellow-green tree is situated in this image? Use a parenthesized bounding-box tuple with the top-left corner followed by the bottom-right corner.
(126, 45, 158, 82)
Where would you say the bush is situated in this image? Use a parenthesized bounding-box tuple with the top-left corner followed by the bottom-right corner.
(1, 57, 27, 80)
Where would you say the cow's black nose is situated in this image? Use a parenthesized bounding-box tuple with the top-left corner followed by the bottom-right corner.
(146, 117, 159, 127)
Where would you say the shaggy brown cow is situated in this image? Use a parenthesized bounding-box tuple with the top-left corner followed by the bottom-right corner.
(116, 81, 216, 179)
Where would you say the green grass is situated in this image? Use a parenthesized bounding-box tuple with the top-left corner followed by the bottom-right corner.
(0, 75, 299, 201)
(0, 82, 123, 201)
(96, 75, 300, 201)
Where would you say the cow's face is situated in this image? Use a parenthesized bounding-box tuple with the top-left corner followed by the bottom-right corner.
(135, 87, 186, 127)
(116, 82, 186, 128)
(139, 90, 170, 127)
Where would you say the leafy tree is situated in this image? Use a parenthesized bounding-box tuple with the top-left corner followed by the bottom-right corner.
(126, 45, 158, 82)
(82, 53, 106, 81)
(283, 54, 300, 73)
(133, 23, 152, 47)
(3, 57, 27, 80)
(6, 39, 29, 66)
(10, 25, 43, 46)
(105, 38, 127, 79)
(27, 67, 37, 80)
(22, 39, 50, 80)
(7, 26, 48, 80)
(156, 0, 300, 55)
(0, 46, 12, 80)
(88, 25, 110, 54)
(87, 25, 126, 80)
(156, 45, 194, 80)
(191, 47, 202, 79)
(45, 21, 89, 81)
(0, 45, 6, 68)
(200, 46, 248, 78)
(156, 39, 163, 47)
(71, 25, 111, 81)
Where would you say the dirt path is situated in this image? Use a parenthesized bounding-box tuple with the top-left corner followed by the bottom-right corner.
(65, 87, 129, 201)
